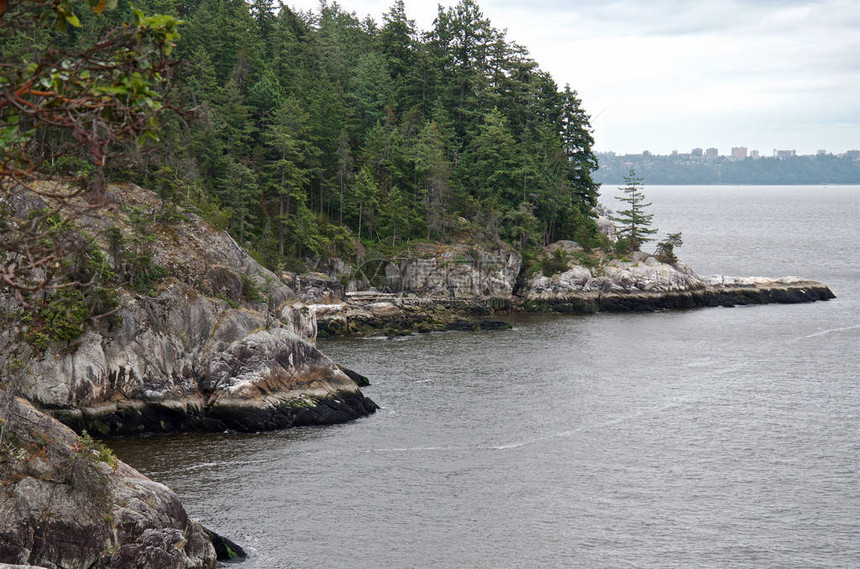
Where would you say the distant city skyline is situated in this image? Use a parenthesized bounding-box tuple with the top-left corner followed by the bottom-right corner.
(600, 147, 859, 158)
(285, 0, 859, 156)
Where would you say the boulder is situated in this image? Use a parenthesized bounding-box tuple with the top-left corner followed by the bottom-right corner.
(523, 250, 705, 300)
(0, 396, 217, 569)
(202, 328, 377, 431)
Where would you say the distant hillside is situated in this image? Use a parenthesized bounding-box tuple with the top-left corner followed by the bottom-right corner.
(594, 153, 860, 185)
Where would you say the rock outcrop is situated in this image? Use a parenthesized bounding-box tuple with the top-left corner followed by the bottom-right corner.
(308, 242, 834, 334)
(313, 292, 514, 338)
(0, 396, 217, 568)
(3, 184, 377, 436)
(382, 243, 522, 298)
(521, 249, 834, 313)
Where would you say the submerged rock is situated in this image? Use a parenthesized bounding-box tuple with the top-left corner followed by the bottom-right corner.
(202, 528, 246, 562)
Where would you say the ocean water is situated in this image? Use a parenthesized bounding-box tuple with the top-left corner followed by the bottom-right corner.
(110, 185, 860, 568)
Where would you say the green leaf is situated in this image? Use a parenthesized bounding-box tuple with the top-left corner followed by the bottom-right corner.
(65, 12, 81, 27)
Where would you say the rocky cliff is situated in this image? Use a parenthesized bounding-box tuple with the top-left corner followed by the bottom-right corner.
(382, 242, 522, 298)
(2, 183, 377, 437)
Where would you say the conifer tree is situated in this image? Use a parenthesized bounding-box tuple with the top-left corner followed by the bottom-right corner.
(612, 169, 657, 251)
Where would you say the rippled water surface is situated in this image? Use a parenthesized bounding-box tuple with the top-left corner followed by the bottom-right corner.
(110, 186, 860, 568)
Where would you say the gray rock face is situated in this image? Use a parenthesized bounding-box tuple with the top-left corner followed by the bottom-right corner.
(524, 250, 705, 300)
(9, 281, 376, 435)
(0, 397, 217, 569)
(4, 184, 375, 436)
(306, 238, 833, 334)
(383, 243, 522, 298)
(520, 244, 834, 313)
(596, 215, 618, 241)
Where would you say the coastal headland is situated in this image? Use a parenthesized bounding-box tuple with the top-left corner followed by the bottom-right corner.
(0, 184, 834, 568)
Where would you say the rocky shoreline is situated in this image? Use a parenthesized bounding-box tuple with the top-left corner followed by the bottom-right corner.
(524, 277, 836, 313)
(307, 277, 835, 338)
(1, 184, 380, 442)
(305, 263, 835, 339)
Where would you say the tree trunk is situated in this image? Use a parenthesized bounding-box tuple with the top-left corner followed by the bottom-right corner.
(278, 195, 285, 257)
(358, 202, 363, 245)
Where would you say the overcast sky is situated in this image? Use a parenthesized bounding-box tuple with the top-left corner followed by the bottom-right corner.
(286, 0, 859, 156)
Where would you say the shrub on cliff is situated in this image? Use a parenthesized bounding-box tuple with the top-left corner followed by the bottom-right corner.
(655, 232, 684, 264)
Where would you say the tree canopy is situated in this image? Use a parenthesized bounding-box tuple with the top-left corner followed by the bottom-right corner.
(3, 0, 602, 272)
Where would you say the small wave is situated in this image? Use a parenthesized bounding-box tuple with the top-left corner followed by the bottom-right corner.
(362, 446, 453, 454)
(490, 400, 692, 451)
(804, 324, 860, 339)
(713, 362, 748, 375)
(490, 428, 578, 450)
(147, 457, 273, 477)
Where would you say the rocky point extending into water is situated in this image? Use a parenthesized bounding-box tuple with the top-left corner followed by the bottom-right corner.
(290, 240, 834, 337)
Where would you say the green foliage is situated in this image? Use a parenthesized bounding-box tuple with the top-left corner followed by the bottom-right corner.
(75, 430, 118, 470)
(611, 169, 657, 252)
(125, 253, 168, 295)
(539, 248, 599, 275)
(540, 249, 571, 276)
(105, 211, 169, 294)
(4, 0, 604, 280)
(503, 202, 541, 250)
(29, 288, 90, 348)
(571, 252, 599, 270)
(655, 231, 684, 264)
(1, 0, 183, 304)
(613, 238, 633, 257)
(215, 295, 239, 309)
(240, 274, 263, 303)
(134, 0, 600, 265)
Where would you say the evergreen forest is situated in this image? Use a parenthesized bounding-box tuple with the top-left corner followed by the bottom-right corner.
(2, 0, 601, 271)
